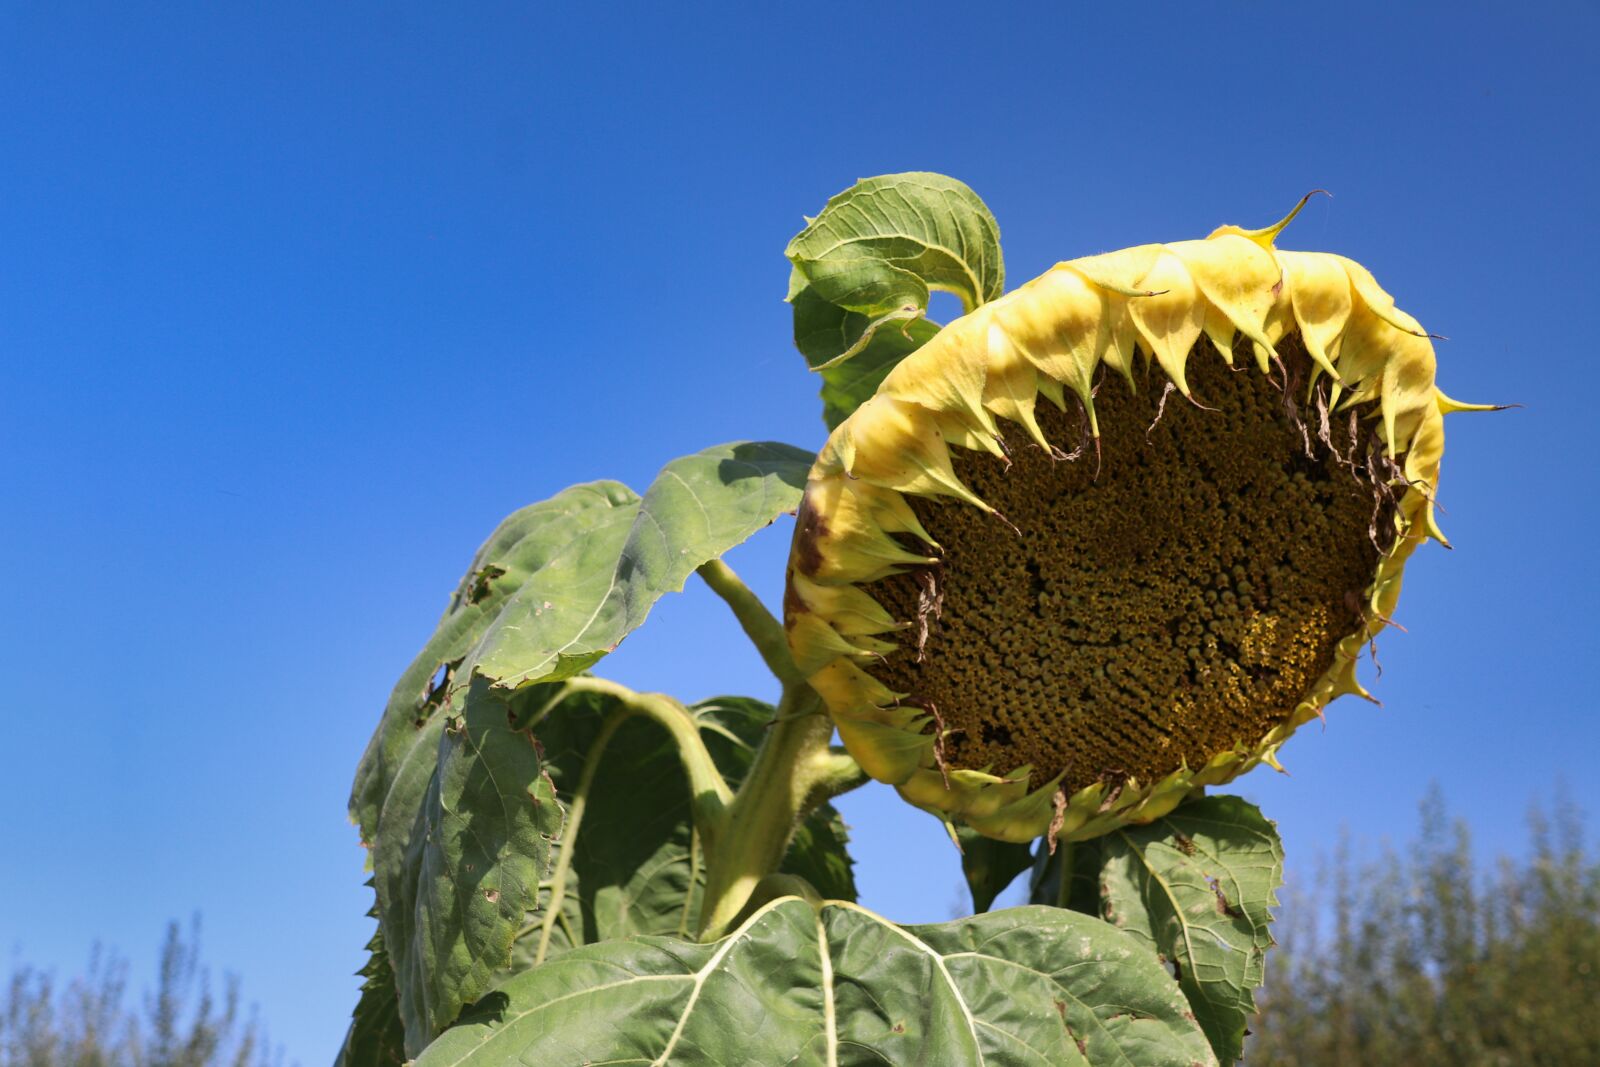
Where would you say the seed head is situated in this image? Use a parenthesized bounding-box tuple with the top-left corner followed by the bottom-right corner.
(785, 204, 1481, 843)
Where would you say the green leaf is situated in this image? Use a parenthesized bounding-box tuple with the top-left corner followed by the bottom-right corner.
(352, 442, 810, 849)
(375, 677, 565, 1055)
(792, 281, 942, 431)
(508, 690, 856, 970)
(416, 898, 1217, 1067)
(350, 480, 641, 847)
(780, 798, 858, 904)
(957, 827, 1036, 914)
(333, 886, 407, 1067)
(468, 441, 812, 690)
(786, 172, 1003, 430)
(1034, 798, 1284, 1065)
(787, 172, 1004, 319)
(509, 687, 715, 966)
(351, 444, 814, 1050)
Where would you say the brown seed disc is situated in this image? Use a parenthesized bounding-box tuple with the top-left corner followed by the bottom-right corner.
(869, 335, 1391, 793)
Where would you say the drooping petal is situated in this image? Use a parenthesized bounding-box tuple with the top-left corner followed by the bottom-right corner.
(786, 212, 1479, 845)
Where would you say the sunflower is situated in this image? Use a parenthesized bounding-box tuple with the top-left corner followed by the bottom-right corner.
(785, 199, 1491, 843)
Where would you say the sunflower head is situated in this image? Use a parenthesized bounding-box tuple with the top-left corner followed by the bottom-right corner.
(785, 202, 1470, 843)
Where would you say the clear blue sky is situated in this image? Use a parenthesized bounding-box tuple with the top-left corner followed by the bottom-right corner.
(3, 4, 1594, 1063)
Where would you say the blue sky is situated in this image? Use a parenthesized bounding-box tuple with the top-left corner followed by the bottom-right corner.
(3, 3, 1595, 1063)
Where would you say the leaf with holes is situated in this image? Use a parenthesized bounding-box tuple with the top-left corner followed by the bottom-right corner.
(350, 480, 641, 849)
(353, 444, 815, 1050)
(468, 441, 811, 690)
(374, 676, 565, 1055)
(352, 442, 810, 850)
(1053, 797, 1283, 1064)
(415, 898, 1216, 1067)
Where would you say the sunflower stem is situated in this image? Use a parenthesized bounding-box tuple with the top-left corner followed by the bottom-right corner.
(697, 559, 803, 687)
(696, 683, 835, 940)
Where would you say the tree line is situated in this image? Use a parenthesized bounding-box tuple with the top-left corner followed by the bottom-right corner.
(1249, 790, 1599, 1065)
(2, 919, 277, 1067)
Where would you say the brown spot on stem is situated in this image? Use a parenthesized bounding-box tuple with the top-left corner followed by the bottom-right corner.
(1047, 788, 1068, 853)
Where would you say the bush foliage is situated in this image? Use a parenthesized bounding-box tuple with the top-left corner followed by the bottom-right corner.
(1249, 791, 1600, 1066)
(1, 920, 278, 1067)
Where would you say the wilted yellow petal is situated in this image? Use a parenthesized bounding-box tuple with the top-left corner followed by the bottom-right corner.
(786, 211, 1481, 844)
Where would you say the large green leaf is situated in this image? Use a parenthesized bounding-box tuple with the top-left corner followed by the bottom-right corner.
(352, 442, 811, 847)
(416, 898, 1217, 1067)
(375, 677, 565, 1055)
(356, 481, 642, 1051)
(469, 441, 811, 690)
(333, 887, 406, 1067)
(350, 443, 813, 1047)
(350, 480, 641, 847)
(508, 690, 856, 970)
(1031, 798, 1283, 1064)
(513, 686, 709, 964)
(786, 172, 1004, 430)
(374, 683, 855, 1053)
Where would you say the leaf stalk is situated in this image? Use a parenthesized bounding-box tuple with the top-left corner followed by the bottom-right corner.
(696, 559, 803, 687)
(530, 707, 631, 966)
(555, 676, 734, 845)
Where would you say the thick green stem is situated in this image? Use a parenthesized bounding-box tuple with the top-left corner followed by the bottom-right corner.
(540, 564, 866, 942)
(693, 559, 870, 937)
(696, 684, 839, 940)
(696, 559, 802, 686)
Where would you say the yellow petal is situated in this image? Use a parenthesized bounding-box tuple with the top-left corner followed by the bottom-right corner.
(1127, 250, 1206, 395)
(1171, 234, 1283, 372)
